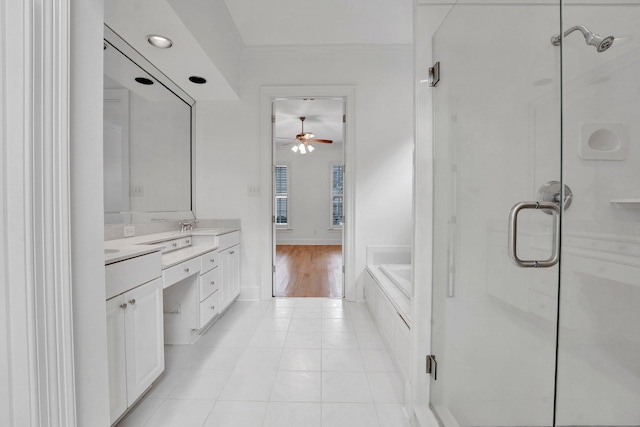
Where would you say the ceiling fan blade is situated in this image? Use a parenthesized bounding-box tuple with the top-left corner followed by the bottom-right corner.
(310, 138, 333, 144)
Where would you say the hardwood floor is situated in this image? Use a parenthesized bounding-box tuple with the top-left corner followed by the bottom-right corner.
(274, 245, 343, 297)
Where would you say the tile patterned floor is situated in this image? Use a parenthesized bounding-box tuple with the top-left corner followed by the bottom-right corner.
(116, 298, 410, 427)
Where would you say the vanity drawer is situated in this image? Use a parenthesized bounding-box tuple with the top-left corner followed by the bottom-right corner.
(200, 250, 218, 274)
(199, 290, 220, 328)
(162, 257, 200, 289)
(163, 237, 193, 254)
(218, 231, 239, 251)
(199, 266, 220, 301)
(105, 251, 162, 300)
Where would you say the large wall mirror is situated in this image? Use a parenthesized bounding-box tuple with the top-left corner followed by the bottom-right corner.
(103, 25, 195, 224)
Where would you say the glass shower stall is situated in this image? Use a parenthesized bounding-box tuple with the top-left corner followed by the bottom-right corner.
(429, 1, 640, 426)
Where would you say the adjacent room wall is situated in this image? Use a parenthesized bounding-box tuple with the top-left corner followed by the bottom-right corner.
(275, 143, 343, 245)
(195, 45, 414, 301)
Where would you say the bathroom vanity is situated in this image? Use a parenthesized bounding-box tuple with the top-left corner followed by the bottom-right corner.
(104, 227, 240, 424)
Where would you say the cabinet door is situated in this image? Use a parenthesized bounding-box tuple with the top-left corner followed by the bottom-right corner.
(219, 248, 230, 310)
(106, 295, 128, 424)
(228, 245, 240, 298)
(124, 278, 164, 405)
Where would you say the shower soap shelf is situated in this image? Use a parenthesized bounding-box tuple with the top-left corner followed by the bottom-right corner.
(610, 199, 640, 209)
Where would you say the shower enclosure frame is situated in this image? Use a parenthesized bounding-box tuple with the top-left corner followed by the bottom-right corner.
(426, 1, 640, 426)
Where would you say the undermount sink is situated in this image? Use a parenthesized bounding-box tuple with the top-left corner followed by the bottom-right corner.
(104, 248, 120, 254)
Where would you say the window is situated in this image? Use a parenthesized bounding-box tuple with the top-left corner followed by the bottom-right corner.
(331, 164, 344, 228)
(275, 164, 289, 227)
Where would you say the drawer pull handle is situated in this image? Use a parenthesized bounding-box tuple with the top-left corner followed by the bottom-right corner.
(210, 281, 215, 285)
(229, 251, 235, 255)
(120, 303, 127, 310)
(128, 299, 136, 305)
(184, 268, 190, 273)
(172, 242, 178, 247)
(186, 240, 190, 244)
(210, 305, 215, 310)
(210, 258, 215, 262)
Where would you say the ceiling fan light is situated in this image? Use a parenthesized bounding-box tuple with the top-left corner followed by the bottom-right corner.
(299, 144, 306, 154)
(291, 144, 299, 153)
(307, 144, 315, 152)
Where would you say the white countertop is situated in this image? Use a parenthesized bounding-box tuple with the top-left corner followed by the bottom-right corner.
(161, 244, 217, 269)
(104, 227, 239, 265)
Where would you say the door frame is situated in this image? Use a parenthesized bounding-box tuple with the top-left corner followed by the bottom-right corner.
(260, 86, 356, 301)
(271, 97, 347, 297)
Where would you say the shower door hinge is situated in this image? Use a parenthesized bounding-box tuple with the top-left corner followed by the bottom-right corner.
(272, 115, 276, 123)
(342, 265, 345, 273)
(272, 265, 276, 273)
(342, 114, 346, 123)
(428, 62, 440, 87)
(272, 215, 275, 223)
(426, 355, 437, 380)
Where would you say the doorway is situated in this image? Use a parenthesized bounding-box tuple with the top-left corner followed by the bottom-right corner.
(271, 98, 346, 298)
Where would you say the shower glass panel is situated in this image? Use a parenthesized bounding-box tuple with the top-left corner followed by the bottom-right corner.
(430, 2, 562, 426)
(557, 2, 640, 425)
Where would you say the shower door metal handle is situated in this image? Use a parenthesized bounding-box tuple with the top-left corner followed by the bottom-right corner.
(508, 201, 560, 268)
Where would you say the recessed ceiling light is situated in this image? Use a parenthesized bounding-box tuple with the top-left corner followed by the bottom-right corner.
(189, 76, 207, 84)
(147, 34, 173, 49)
(135, 77, 154, 85)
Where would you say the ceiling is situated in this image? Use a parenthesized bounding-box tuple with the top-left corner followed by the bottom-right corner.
(223, 0, 413, 46)
(274, 99, 345, 148)
(104, 0, 412, 102)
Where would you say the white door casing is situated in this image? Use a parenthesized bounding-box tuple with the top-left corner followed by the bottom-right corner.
(260, 86, 356, 301)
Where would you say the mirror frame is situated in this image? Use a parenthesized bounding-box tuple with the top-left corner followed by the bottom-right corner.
(104, 24, 196, 224)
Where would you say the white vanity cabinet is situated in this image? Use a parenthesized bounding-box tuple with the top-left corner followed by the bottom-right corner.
(106, 277, 164, 425)
(217, 231, 240, 311)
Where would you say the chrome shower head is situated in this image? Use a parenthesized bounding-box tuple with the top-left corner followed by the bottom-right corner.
(587, 33, 614, 52)
(551, 25, 614, 52)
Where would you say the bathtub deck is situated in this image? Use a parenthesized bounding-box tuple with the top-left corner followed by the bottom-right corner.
(274, 245, 343, 297)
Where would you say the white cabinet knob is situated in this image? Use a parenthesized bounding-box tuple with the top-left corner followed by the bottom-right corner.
(128, 299, 136, 305)
(184, 268, 190, 273)
(120, 303, 127, 310)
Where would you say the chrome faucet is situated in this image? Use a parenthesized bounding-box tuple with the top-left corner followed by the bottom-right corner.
(179, 219, 198, 232)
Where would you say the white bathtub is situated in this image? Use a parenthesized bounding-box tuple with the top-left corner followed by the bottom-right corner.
(366, 263, 412, 326)
(379, 264, 412, 299)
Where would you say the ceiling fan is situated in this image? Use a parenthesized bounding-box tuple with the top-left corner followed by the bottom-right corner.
(277, 116, 332, 154)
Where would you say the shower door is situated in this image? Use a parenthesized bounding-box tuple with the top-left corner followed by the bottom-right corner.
(430, 1, 640, 426)
(430, 2, 563, 426)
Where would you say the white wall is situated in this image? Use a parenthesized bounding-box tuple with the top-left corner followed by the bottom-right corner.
(71, 0, 111, 425)
(195, 45, 414, 301)
(275, 143, 343, 245)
